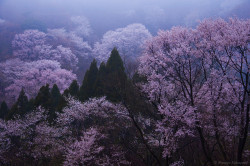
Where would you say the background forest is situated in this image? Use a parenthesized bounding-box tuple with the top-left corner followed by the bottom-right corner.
(0, 0, 249, 165)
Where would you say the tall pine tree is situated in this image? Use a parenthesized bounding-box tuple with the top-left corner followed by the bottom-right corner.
(51, 84, 62, 110)
(50, 84, 64, 123)
(106, 47, 125, 72)
(79, 59, 98, 101)
(103, 48, 127, 102)
(64, 80, 79, 98)
(94, 62, 107, 97)
(7, 88, 29, 119)
(0, 101, 8, 119)
(34, 84, 51, 110)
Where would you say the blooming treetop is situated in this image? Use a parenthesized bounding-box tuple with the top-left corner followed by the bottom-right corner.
(12, 29, 78, 69)
(47, 28, 92, 58)
(0, 59, 76, 102)
(139, 18, 250, 164)
(0, 97, 130, 165)
(93, 23, 152, 62)
(57, 97, 130, 165)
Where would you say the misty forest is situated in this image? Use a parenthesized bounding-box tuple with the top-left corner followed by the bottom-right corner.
(0, 0, 249, 165)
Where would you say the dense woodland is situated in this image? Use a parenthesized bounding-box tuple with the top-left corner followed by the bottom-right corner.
(0, 17, 249, 166)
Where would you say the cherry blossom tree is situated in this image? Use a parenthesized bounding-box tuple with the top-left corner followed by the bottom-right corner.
(139, 18, 250, 165)
(195, 18, 250, 164)
(0, 107, 68, 164)
(47, 28, 92, 58)
(63, 128, 104, 166)
(47, 15, 92, 59)
(0, 96, 131, 165)
(12, 29, 78, 69)
(57, 97, 131, 165)
(12, 30, 47, 60)
(93, 23, 152, 62)
(0, 59, 76, 102)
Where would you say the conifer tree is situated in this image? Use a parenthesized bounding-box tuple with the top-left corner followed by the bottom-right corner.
(103, 48, 127, 102)
(50, 84, 64, 122)
(79, 59, 98, 101)
(34, 84, 51, 110)
(7, 88, 29, 119)
(0, 101, 8, 119)
(51, 84, 61, 109)
(106, 48, 125, 72)
(64, 80, 79, 98)
(94, 62, 107, 97)
(27, 98, 35, 112)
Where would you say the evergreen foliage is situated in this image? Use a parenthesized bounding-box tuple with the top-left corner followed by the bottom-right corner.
(5, 48, 130, 119)
(94, 62, 106, 97)
(79, 48, 128, 102)
(34, 84, 51, 109)
(50, 84, 64, 122)
(0, 101, 8, 119)
(51, 84, 62, 110)
(7, 88, 29, 119)
(106, 48, 125, 72)
(79, 59, 98, 101)
(33, 84, 66, 123)
(64, 80, 79, 98)
(102, 48, 127, 102)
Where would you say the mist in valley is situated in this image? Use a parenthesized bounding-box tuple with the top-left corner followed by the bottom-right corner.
(0, 0, 249, 58)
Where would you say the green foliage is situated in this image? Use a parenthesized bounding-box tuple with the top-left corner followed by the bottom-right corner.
(51, 84, 66, 113)
(51, 84, 62, 110)
(94, 62, 107, 97)
(101, 48, 127, 102)
(5, 48, 135, 121)
(0, 101, 8, 119)
(79, 48, 128, 102)
(34, 84, 55, 123)
(27, 98, 35, 111)
(106, 47, 125, 72)
(132, 72, 147, 84)
(64, 80, 79, 98)
(34, 84, 66, 123)
(79, 59, 99, 101)
(34, 84, 51, 109)
(7, 88, 30, 119)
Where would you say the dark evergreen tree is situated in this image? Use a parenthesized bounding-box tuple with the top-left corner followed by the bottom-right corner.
(103, 48, 127, 102)
(27, 98, 35, 112)
(0, 101, 8, 119)
(64, 80, 79, 98)
(51, 84, 66, 111)
(79, 59, 98, 101)
(106, 47, 125, 72)
(7, 88, 29, 119)
(132, 72, 147, 84)
(34, 84, 51, 110)
(51, 84, 61, 109)
(94, 62, 107, 97)
(99, 62, 107, 75)
(49, 84, 64, 122)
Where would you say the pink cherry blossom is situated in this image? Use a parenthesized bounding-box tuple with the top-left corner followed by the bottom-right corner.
(139, 18, 250, 164)
(93, 23, 152, 62)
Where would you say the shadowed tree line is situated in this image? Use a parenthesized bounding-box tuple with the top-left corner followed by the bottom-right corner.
(0, 47, 161, 165)
(0, 47, 135, 120)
